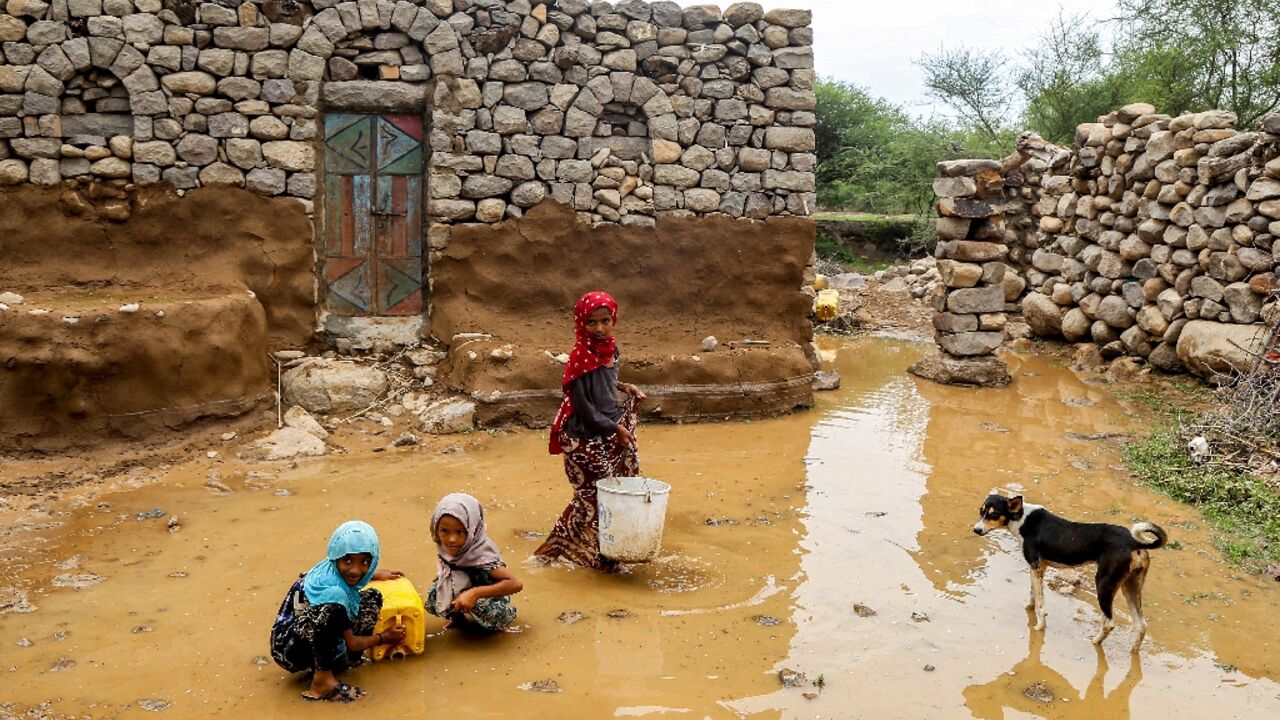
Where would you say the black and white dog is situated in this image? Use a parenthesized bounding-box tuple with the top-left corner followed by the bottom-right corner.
(973, 494, 1167, 651)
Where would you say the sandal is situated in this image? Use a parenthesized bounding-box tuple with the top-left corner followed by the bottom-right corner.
(301, 682, 364, 703)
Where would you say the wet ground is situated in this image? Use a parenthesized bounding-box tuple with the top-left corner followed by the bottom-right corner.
(2, 336, 1278, 719)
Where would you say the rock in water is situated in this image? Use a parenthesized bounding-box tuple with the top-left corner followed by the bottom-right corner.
(907, 351, 1011, 387)
(556, 610, 586, 625)
(518, 679, 561, 693)
(812, 370, 841, 390)
(778, 667, 807, 687)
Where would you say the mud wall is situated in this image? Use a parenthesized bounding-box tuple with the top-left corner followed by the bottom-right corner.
(0, 0, 819, 446)
(433, 200, 816, 424)
(0, 184, 315, 346)
(0, 291, 269, 451)
(935, 106, 1280, 376)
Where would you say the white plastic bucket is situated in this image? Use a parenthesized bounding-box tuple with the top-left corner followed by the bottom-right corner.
(596, 476, 671, 563)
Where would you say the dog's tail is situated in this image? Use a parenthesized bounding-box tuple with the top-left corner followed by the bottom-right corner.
(1130, 521, 1167, 549)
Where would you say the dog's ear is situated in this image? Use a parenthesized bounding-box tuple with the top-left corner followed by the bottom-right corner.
(1008, 496, 1024, 515)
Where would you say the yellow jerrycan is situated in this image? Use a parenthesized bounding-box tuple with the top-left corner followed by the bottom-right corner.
(814, 288, 840, 321)
(365, 577, 427, 661)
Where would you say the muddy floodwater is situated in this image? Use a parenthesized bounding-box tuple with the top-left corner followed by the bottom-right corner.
(3, 337, 1279, 719)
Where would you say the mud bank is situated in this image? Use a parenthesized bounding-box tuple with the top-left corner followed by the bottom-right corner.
(0, 290, 269, 452)
(433, 201, 817, 424)
(1, 337, 1277, 719)
(0, 186, 313, 451)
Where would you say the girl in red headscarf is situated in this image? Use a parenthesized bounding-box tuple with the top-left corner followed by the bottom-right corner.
(534, 290, 646, 571)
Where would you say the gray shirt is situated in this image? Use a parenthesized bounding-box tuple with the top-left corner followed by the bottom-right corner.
(563, 362, 622, 438)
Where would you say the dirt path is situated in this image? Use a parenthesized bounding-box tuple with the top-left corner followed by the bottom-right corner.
(2, 335, 1278, 719)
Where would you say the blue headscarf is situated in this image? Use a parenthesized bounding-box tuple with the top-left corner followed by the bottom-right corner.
(302, 520, 380, 620)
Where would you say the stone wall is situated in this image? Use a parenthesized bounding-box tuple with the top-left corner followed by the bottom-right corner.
(0, 0, 817, 235)
(930, 106, 1279, 380)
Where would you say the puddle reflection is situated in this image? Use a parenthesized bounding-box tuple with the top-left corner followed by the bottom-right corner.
(963, 632, 1143, 720)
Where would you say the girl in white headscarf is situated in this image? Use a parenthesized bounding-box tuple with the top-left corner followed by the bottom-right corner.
(427, 493, 523, 631)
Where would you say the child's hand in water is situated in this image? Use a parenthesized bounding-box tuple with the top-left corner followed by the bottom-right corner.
(380, 625, 407, 646)
(449, 589, 479, 613)
(371, 568, 404, 581)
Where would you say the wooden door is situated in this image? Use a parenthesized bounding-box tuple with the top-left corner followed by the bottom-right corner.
(322, 113, 424, 315)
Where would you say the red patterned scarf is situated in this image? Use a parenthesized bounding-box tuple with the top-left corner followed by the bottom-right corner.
(549, 291, 618, 454)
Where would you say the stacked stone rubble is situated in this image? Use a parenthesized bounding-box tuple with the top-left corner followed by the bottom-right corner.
(1013, 104, 1280, 375)
(931, 162, 1021, 354)
(0, 0, 816, 233)
(908, 159, 1024, 386)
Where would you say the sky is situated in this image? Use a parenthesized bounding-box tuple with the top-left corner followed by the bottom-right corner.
(670, 0, 1122, 119)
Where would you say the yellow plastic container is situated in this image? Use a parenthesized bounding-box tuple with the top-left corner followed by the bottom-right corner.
(812, 274, 829, 291)
(364, 577, 427, 661)
(814, 288, 840, 321)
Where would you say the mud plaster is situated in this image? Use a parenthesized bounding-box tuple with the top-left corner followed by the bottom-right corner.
(431, 201, 817, 423)
(0, 291, 269, 452)
(0, 186, 315, 348)
(0, 186, 310, 451)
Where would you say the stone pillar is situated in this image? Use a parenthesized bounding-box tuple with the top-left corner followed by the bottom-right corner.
(908, 159, 1013, 386)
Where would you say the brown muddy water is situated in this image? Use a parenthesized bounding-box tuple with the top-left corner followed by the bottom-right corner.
(2, 336, 1279, 719)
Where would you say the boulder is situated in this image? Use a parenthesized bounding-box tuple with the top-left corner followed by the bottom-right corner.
(826, 273, 867, 290)
(937, 331, 1004, 356)
(284, 405, 329, 440)
(907, 351, 1011, 387)
(420, 398, 476, 434)
(282, 359, 389, 414)
(1021, 293, 1062, 337)
(1097, 295, 1135, 329)
(1061, 308, 1091, 342)
(947, 285, 1004, 314)
(1223, 282, 1263, 323)
(1175, 320, 1265, 381)
(243, 427, 326, 461)
(1069, 343, 1105, 371)
(1148, 342, 1184, 373)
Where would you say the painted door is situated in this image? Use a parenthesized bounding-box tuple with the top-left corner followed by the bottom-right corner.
(322, 113, 424, 315)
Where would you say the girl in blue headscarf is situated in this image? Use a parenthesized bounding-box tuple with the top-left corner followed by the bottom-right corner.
(270, 520, 407, 702)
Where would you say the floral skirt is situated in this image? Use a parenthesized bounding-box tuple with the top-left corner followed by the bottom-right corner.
(270, 579, 383, 674)
(425, 582, 517, 632)
(534, 397, 640, 570)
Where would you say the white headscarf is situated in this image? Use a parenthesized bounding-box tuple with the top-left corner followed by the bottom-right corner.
(431, 493, 504, 615)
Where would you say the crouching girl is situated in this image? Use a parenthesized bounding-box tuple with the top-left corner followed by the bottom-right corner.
(428, 493, 523, 632)
(270, 520, 407, 702)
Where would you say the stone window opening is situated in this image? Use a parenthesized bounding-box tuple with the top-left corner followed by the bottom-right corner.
(599, 102, 648, 138)
(327, 31, 424, 84)
(63, 70, 131, 115)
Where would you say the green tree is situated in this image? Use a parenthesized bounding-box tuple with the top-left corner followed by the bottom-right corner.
(814, 80, 946, 213)
(1113, 0, 1280, 123)
(1018, 13, 1133, 143)
(916, 46, 1013, 140)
